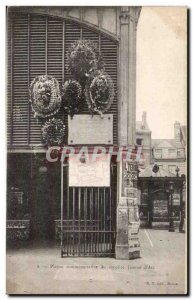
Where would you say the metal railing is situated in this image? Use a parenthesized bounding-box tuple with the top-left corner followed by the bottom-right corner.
(61, 186, 116, 257)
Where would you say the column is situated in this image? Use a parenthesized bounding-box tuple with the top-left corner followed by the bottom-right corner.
(116, 6, 141, 259)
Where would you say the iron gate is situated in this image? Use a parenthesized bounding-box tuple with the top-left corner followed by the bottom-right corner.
(61, 165, 117, 257)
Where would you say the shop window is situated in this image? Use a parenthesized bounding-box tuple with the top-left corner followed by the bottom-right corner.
(7, 154, 31, 220)
(7, 187, 29, 220)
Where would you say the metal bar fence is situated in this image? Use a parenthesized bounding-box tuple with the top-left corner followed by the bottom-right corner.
(61, 186, 116, 257)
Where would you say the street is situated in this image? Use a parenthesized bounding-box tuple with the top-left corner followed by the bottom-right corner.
(6, 229, 187, 295)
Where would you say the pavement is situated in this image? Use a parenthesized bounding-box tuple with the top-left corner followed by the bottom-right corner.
(6, 229, 187, 295)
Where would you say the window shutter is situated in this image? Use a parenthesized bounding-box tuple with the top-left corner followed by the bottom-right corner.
(101, 35, 118, 144)
(7, 13, 118, 148)
(29, 15, 46, 145)
(12, 14, 29, 146)
(7, 16, 12, 146)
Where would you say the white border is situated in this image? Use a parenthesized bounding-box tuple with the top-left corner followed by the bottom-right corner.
(0, 1, 191, 298)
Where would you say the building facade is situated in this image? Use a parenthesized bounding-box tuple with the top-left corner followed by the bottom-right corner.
(7, 6, 141, 259)
(136, 113, 186, 229)
(152, 121, 186, 176)
(136, 113, 186, 176)
(138, 165, 185, 229)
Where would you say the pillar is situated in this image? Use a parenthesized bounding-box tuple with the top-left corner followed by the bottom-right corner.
(116, 6, 141, 259)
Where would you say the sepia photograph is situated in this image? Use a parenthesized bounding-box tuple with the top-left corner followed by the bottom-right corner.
(5, 5, 188, 295)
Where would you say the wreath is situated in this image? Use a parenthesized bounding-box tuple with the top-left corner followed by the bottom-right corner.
(42, 118, 65, 146)
(29, 75, 61, 118)
(62, 80, 82, 119)
(85, 72, 114, 117)
(67, 39, 104, 81)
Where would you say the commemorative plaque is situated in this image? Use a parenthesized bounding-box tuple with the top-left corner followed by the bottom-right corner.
(68, 114, 113, 145)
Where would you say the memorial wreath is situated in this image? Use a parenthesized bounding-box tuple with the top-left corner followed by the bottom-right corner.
(29, 75, 61, 118)
(62, 79, 82, 118)
(85, 71, 114, 117)
(67, 39, 104, 80)
(42, 118, 65, 146)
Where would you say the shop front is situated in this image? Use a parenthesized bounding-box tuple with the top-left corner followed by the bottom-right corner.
(138, 165, 186, 230)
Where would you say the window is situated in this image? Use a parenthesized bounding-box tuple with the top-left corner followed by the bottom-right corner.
(168, 149, 175, 153)
(168, 165, 176, 174)
(136, 138, 143, 146)
(177, 150, 181, 157)
(7, 154, 31, 220)
(154, 149, 162, 158)
(168, 148, 176, 158)
(177, 149, 185, 157)
(7, 12, 118, 148)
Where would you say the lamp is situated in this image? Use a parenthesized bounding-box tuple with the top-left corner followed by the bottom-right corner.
(168, 181, 175, 232)
(175, 166, 180, 177)
(80, 154, 86, 164)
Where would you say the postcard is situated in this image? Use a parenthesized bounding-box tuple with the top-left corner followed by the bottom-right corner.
(6, 6, 187, 295)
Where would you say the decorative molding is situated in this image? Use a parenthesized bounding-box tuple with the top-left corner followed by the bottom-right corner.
(8, 6, 119, 41)
(119, 7, 130, 25)
(97, 7, 103, 28)
(80, 7, 85, 21)
(120, 6, 141, 26)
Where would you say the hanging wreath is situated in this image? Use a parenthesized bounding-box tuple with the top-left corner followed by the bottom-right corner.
(62, 80, 82, 119)
(85, 71, 114, 118)
(67, 39, 104, 81)
(42, 118, 65, 146)
(29, 75, 61, 118)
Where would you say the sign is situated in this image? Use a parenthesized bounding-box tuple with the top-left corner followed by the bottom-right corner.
(173, 193, 180, 206)
(68, 114, 113, 145)
(121, 161, 138, 197)
(153, 200, 168, 217)
(69, 154, 110, 187)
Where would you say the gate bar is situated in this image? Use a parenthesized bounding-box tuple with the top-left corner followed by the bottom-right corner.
(73, 187, 75, 255)
(78, 187, 81, 255)
(104, 188, 106, 253)
(61, 153, 63, 257)
(97, 188, 100, 254)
